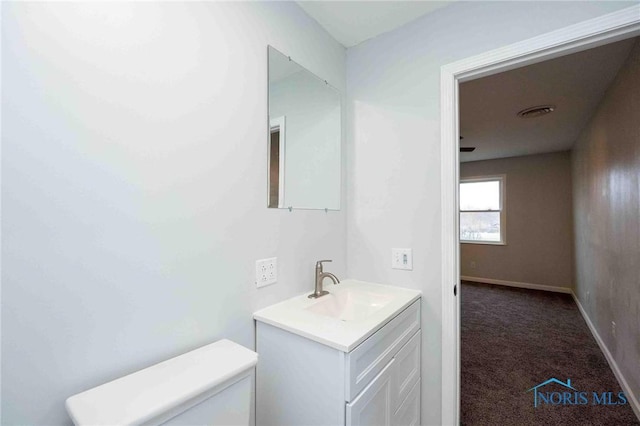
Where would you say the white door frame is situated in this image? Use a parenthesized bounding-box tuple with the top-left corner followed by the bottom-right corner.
(440, 6, 640, 425)
(269, 116, 286, 208)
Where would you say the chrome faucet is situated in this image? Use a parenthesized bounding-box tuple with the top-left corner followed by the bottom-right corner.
(308, 260, 340, 299)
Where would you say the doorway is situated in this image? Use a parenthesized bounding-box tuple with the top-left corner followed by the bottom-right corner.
(439, 6, 640, 424)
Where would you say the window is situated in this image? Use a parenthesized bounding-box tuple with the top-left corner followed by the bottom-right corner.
(460, 175, 506, 244)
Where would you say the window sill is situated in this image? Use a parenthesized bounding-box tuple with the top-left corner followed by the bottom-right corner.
(460, 240, 506, 246)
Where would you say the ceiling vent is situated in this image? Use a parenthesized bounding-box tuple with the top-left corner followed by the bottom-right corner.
(517, 105, 555, 118)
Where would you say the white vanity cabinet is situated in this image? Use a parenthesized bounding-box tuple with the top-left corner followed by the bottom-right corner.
(256, 298, 421, 426)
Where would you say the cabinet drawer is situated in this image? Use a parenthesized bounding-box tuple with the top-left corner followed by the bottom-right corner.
(345, 300, 420, 401)
(393, 378, 420, 426)
(391, 330, 420, 412)
(346, 359, 394, 426)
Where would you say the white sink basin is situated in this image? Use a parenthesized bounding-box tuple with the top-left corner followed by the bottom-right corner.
(305, 288, 394, 321)
(253, 279, 421, 352)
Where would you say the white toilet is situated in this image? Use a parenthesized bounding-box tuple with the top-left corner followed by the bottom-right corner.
(66, 339, 258, 426)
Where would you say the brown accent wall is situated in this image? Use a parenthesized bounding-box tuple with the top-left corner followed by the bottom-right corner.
(572, 39, 640, 401)
(461, 151, 574, 289)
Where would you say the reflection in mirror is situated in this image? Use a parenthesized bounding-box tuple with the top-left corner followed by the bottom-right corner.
(269, 117, 285, 208)
(268, 46, 341, 210)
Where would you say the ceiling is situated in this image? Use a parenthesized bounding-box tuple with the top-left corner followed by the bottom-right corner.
(460, 37, 637, 163)
(297, 1, 453, 47)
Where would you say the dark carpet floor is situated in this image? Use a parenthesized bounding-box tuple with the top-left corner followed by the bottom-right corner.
(461, 281, 639, 426)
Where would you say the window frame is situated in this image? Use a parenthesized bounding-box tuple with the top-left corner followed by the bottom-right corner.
(460, 174, 507, 245)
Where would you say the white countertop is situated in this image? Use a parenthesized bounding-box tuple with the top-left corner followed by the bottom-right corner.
(253, 279, 421, 352)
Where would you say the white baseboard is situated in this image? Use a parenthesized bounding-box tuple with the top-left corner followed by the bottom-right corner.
(571, 292, 640, 420)
(460, 276, 572, 294)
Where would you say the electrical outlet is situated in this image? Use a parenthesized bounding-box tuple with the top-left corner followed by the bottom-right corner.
(256, 257, 277, 288)
(391, 248, 413, 270)
(470, 261, 477, 269)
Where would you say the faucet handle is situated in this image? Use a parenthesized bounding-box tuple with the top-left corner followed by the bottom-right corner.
(316, 260, 332, 270)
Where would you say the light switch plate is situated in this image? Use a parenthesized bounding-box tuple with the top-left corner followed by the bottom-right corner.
(392, 248, 413, 270)
(256, 257, 277, 288)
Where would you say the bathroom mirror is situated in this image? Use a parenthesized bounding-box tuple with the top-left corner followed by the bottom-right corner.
(268, 46, 341, 210)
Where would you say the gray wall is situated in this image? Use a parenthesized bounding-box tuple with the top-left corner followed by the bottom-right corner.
(345, 2, 635, 423)
(1, 3, 345, 424)
(572, 39, 640, 406)
(460, 152, 574, 289)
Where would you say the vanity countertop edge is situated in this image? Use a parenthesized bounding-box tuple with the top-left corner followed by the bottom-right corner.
(253, 279, 421, 352)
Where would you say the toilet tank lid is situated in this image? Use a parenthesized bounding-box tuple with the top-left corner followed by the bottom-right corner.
(65, 339, 258, 425)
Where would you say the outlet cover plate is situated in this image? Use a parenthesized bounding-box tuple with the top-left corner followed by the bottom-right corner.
(256, 257, 277, 288)
(392, 248, 413, 270)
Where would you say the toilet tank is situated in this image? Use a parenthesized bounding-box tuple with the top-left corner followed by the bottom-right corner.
(66, 339, 258, 426)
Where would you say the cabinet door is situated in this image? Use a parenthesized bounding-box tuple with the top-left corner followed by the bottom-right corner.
(391, 330, 421, 412)
(346, 360, 394, 426)
(393, 379, 421, 426)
